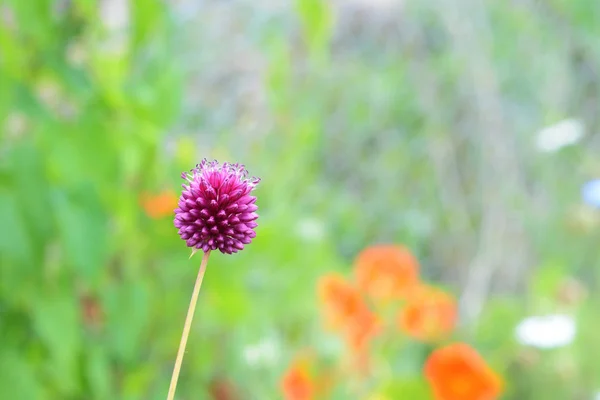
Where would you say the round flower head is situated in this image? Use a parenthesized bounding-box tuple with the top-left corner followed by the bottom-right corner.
(174, 159, 260, 254)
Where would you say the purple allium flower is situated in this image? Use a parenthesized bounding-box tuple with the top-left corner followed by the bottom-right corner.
(174, 159, 260, 254)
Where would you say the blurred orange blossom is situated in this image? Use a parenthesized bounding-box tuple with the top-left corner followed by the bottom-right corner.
(318, 273, 370, 330)
(345, 308, 381, 351)
(281, 360, 314, 400)
(399, 285, 457, 342)
(318, 273, 381, 375)
(141, 190, 178, 218)
(354, 244, 419, 301)
(425, 343, 502, 400)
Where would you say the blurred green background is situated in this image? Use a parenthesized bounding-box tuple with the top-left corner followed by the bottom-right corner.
(2, 0, 600, 399)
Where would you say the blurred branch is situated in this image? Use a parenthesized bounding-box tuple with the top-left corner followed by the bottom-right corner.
(430, 0, 532, 324)
(401, 17, 476, 284)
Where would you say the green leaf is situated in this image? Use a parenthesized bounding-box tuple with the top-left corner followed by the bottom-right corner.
(8, 0, 57, 49)
(476, 297, 522, 350)
(0, 349, 44, 400)
(295, 0, 333, 61)
(121, 364, 158, 400)
(0, 23, 29, 81)
(383, 377, 433, 399)
(85, 344, 114, 400)
(89, 54, 129, 108)
(264, 37, 292, 112)
(532, 261, 565, 301)
(131, 0, 165, 48)
(32, 291, 81, 395)
(105, 280, 151, 364)
(51, 186, 108, 284)
(203, 278, 251, 326)
(9, 142, 54, 244)
(0, 187, 43, 306)
(0, 188, 34, 265)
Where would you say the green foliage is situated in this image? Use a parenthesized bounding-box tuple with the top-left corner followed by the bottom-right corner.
(1, 0, 600, 398)
(295, 0, 334, 63)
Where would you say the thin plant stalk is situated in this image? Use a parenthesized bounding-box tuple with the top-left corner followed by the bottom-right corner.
(167, 250, 211, 400)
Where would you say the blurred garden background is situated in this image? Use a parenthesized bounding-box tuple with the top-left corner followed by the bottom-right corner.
(2, 0, 600, 398)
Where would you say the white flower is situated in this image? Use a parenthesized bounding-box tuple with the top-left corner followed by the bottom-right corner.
(515, 314, 576, 349)
(242, 337, 280, 367)
(535, 118, 584, 153)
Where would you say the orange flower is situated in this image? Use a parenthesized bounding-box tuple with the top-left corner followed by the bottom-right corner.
(354, 245, 419, 301)
(344, 309, 380, 377)
(318, 273, 381, 363)
(425, 343, 503, 400)
(318, 274, 369, 330)
(281, 360, 314, 400)
(345, 309, 380, 351)
(399, 285, 457, 342)
(140, 190, 178, 218)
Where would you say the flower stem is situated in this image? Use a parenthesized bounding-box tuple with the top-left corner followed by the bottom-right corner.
(167, 250, 211, 400)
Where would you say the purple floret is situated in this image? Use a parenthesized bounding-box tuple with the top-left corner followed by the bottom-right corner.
(174, 159, 260, 254)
